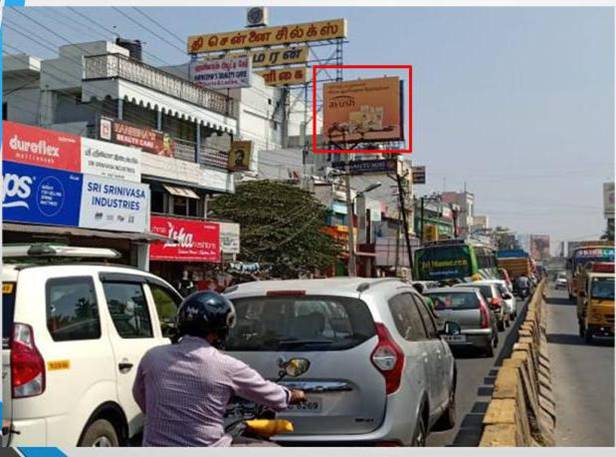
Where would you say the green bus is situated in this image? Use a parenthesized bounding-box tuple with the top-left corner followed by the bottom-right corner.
(414, 239, 499, 282)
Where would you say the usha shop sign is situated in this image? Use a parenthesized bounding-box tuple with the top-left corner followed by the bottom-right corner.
(150, 216, 220, 262)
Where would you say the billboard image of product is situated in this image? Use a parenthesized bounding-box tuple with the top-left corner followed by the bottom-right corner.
(191, 54, 252, 89)
(530, 235, 550, 261)
(99, 116, 174, 158)
(150, 216, 221, 262)
(2, 121, 81, 172)
(323, 76, 402, 143)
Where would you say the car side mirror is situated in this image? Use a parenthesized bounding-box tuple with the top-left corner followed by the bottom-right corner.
(441, 321, 461, 336)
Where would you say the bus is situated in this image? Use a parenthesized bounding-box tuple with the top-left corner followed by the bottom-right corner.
(567, 244, 615, 300)
(414, 239, 499, 282)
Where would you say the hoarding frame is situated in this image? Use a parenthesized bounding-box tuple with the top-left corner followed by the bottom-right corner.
(312, 64, 413, 154)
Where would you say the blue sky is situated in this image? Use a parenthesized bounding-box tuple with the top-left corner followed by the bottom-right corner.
(3, 6, 614, 247)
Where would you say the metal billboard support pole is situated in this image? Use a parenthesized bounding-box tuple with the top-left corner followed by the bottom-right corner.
(345, 154, 357, 277)
(396, 170, 414, 280)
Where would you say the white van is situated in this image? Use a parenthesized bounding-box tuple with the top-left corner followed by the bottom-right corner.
(2, 245, 182, 447)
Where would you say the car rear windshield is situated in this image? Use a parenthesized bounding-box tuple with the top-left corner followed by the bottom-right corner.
(2, 283, 16, 348)
(459, 284, 494, 299)
(428, 292, 479, 310)
(227, 295, 376, 351)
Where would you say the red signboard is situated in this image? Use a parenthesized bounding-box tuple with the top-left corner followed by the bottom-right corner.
(2, 121, 81, 171)
(150, 216, 220, 262)
(99, 116, 174, 157)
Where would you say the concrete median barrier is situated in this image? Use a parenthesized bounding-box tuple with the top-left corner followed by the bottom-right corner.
(479, 279, 555, 447)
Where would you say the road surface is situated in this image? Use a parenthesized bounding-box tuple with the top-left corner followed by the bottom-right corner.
(546, 286, 614, 446)
(427, 297, 529, 446)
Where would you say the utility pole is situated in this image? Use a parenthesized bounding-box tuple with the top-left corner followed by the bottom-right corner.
(345, 154, 357, 277)
(396, 171, 414, 279)
(420, 197, 425, 245)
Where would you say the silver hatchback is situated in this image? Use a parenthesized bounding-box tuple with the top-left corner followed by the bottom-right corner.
(224, 277, 457, 446)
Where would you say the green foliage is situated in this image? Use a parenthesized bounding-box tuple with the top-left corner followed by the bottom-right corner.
(210, 180, 343, 278)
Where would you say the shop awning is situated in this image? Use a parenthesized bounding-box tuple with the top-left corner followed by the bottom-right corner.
(3, 223, 174, 244)
(163, 184, 200, 199)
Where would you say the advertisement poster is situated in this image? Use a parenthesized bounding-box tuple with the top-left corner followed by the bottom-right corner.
(228, 141, 253, 172)
(99, 116, 174, 157)
(256, 67, 309, 86)
(2, 121, 81, 172)
(3, 161, 83, 227)
(188, 19, 347, 53)
(323, 76, 402, 143)
(603, 182, 614, 218)
(150, 216, 221, 262)
(219, 222, 240, 254)
(81, 138, 141, 183)
(79, 175, 150, 233)
(530, 235, 550, 261)
(191, 55, 252, 89)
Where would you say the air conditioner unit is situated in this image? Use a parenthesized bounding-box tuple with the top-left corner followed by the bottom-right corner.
(246, 7, 268, 28)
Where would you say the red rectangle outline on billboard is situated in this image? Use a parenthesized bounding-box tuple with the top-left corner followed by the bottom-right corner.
(312, 65, 412, 154)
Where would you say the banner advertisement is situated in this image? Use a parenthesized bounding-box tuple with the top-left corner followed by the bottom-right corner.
(81, 138, 141, 183)
(150, 216, 221, 262)
(99, 116, 174, 158)
(3, 161, 83, 227)
(219, 222, 241, 254)
(188, 19, 347, 53)
(79, 174, 149, 233)
(190, 55, 252, 90)
(228, 141, 253, 171)
(2, 121, 81, 172)
(324, 76, 402, 143)
(256, 67, 309, 86)
(603, 182, 614, 218)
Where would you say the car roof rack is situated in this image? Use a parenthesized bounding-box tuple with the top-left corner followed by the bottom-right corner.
(356, 278, 401, 292)
(3, 243, 121, 260)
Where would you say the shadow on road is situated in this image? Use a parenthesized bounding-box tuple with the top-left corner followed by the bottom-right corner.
(548, 333, 614, 347)
(547, 296, 575, 307)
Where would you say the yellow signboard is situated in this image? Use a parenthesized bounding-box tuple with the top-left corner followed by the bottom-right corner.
(228, 141, 253, 172)
(257, 67, 309, 86)
(188, 19, 347, 53)
(206, 47, 309, 68)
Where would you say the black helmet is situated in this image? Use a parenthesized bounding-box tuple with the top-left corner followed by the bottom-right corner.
(177, 291, 236, 347)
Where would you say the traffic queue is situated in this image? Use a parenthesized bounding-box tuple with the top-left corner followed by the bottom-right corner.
(3, 240, 540, 448)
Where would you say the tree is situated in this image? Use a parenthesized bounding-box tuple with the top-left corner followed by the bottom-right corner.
(210, 180, 343, 278)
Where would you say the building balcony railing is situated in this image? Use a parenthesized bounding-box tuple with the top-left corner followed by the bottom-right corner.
(83, 53, 234, 118)
(173, 137, 230, 171)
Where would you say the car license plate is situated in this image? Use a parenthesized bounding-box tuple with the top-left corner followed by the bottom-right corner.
(286, 398, 322, 413)
(444, 334, 466, 343)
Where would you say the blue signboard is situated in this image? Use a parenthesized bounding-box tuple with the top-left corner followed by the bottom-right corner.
(3, 161, 83, 227)
(496, 249, 529, 258)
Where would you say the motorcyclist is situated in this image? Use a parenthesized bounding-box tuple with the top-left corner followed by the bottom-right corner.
(132, 291, 305, 447)
(515, 275, 531, 297)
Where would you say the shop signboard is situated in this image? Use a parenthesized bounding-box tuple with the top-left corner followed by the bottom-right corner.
(604, 182, 614, 219)
(79, 175, 149, 233)
(99, 116, 174, 158)
(256, 67, 309, 86)
(219, 222, 240, 254)
(81, 138, 141, 183)
(228, 141, 253, 171)
(150, 216, 221, 262)
(332, 158, 397, 175)
(412, 166, 426, 184)
(190, 55, 252, 90)
(207, 47, 309, 68)
(323, 76, 402, 143)
(2, 121, 81, 172)
(188, 19, 347, 53)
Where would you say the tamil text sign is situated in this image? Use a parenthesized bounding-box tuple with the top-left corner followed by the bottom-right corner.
(150, 216, 221, 262)
(188, 19, 347, 53)
(323, 76, 402, 143)
(99, 116, 174, 158)
(256, 67, 309, 86)
(81, 138, 141, 182)
(206, 47, 309, 68)
(191, 55, 252, 90)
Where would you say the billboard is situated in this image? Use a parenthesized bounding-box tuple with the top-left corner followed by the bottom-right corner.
(228, 141, 253, 172)
(3, 161, 149, 233)
(188, 19, 347, 53)
(150, 216, 221, 262)
(256, 67, 309, 86)
(412, 166, 426, 184)
(530, 235, 550, 261)
(205, 47, 309, 68)
(331, 158, 397, 175)
(604, 182, 614, 219)
(323, 76, 402, 144)
(190, 55, 252, 90)
(99, 116, 174, 158)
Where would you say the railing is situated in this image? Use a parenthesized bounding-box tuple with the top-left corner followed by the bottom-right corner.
(84, 53, 234, 117)
(172, 137, 230, 171)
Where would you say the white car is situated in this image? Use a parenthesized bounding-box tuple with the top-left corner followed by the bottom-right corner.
(2, 245, 182, 447)
(467, 279, 517, 320)
(224, 277, 458, 446)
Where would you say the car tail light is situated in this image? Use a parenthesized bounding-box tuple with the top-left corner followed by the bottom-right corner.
(479, 301, 490, 329)
(490, 298, 502, 308)
(10, 323, 45, 398)
(371, 323, 404, 395)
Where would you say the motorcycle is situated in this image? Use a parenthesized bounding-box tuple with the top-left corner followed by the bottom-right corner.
(225, 358, 309, 445)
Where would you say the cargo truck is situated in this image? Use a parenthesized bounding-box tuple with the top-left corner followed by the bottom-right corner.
(496, 249, 533, 279)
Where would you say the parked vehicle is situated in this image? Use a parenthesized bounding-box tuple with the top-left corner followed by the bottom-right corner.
(224, 277, 458, 446)
(576, 262, 615, 343)
(2, 244, 182, 447)
(454, 282, 509, 331)
(423, 288, 498, 357)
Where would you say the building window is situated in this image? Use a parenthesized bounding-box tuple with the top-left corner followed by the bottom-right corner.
(2, 103, 7, 120)
(172, 196, 200, 218)
(151, 190, 166, 213)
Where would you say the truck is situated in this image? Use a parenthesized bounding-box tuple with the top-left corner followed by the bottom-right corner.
(576, 262, 614, 343)
(496, 249, 533, 280)
(567, 244, 615, 300)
